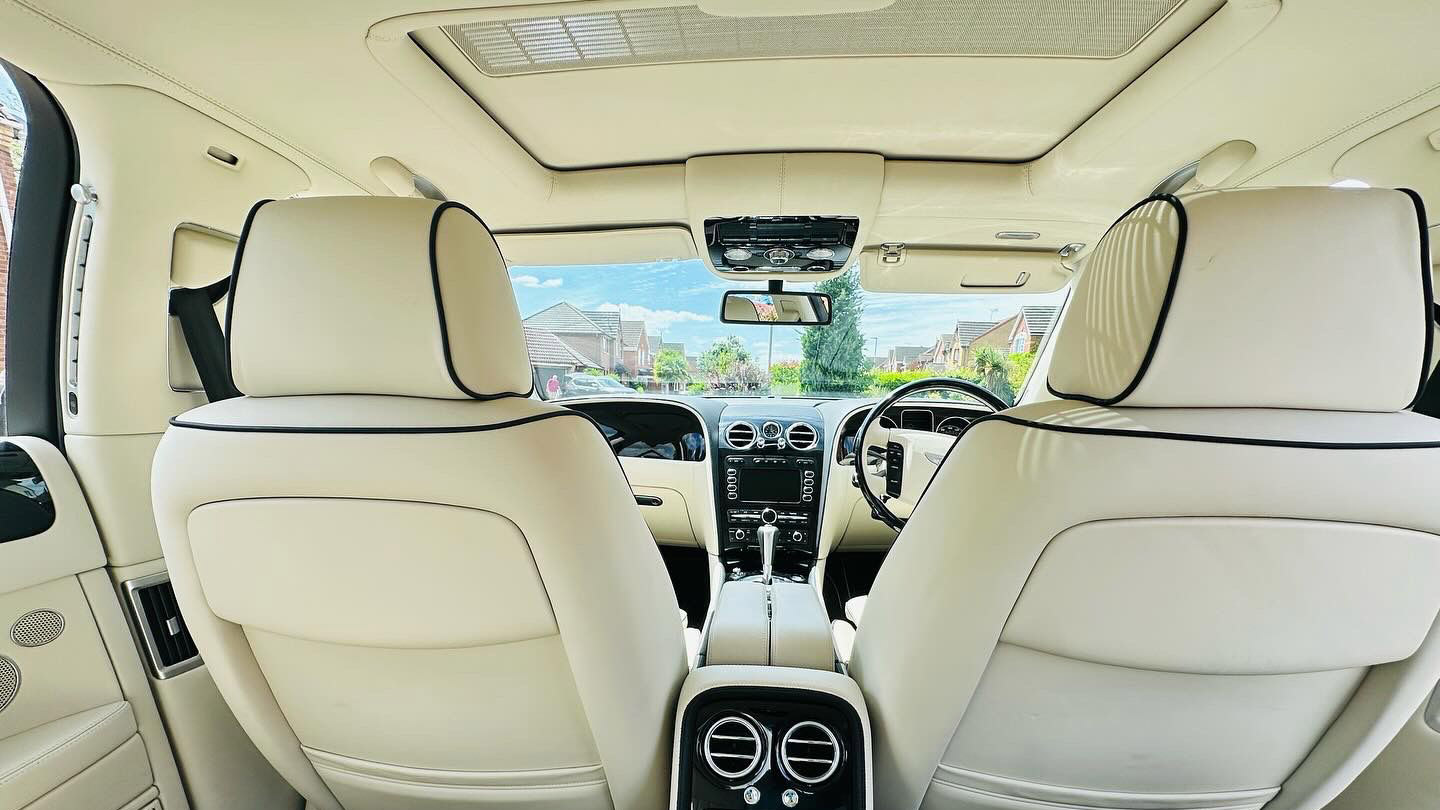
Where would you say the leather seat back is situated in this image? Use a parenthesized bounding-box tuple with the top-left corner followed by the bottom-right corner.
(850, 187, 1440, 810)
(152, 197, 687, 810)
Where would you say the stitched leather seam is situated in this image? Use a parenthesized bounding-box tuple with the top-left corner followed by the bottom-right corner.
(0, 703, 128, 786)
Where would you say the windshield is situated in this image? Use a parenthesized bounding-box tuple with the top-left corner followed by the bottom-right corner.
(512, 259, 1066, 405)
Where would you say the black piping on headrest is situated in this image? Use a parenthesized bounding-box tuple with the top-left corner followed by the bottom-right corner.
(222, 197, 535, 401)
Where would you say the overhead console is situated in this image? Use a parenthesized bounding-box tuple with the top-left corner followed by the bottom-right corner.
(687, 153, 884, 282)
(705, 216, 860, 274)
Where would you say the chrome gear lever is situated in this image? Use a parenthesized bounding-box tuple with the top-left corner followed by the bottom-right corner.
(759, 524, 777, 585)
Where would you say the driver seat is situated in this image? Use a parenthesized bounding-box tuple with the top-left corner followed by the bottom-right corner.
(848, 187, 1440, 810)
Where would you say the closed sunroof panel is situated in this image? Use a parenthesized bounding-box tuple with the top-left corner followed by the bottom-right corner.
(442, 0, 1186, 77)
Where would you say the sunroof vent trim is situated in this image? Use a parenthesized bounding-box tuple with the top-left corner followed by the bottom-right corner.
(440, 0, 1187, 77)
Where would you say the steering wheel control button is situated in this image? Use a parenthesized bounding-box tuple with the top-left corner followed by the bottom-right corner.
(782, 788, 800, 807)
(743, 786, 762, 805)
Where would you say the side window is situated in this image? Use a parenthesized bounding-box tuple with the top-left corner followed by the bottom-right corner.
(0, 67, 28, 434)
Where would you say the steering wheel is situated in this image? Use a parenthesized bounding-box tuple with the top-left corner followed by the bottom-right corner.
(853, 377, 1009, 531)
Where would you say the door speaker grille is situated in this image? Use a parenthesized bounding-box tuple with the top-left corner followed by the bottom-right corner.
(11, 609, 65, 647)
(0, 656, 19, 712)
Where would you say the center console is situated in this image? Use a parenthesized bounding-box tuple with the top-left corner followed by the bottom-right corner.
(718, 411, 824, 581)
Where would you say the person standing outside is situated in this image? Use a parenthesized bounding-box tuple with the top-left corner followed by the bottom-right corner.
(545, 374, 561, 399)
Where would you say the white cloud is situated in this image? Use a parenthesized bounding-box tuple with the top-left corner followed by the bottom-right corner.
(595, 302, 712, 331)
(512, 274, 563, 289)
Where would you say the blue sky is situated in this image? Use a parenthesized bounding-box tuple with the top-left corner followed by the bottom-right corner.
(510, 260, 1067, 364)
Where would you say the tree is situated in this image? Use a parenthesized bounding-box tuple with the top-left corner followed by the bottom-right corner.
(700, 336, 764, 391)
(655, 349, 690, 392)
(801, 270, 868, 393)
(971, 345, 1015, 404)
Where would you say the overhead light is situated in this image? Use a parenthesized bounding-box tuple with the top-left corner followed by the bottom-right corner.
(1330, 178, 1371, 189)
(724, 248, 753, 261)
(805, 247, 835, 260)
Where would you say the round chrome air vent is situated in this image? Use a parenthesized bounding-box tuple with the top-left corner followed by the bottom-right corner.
(778, 721, 842, 786)
(726, 422, 757, 450)
(785, 422, 818, 451)
(761, 421, 783, 441)
(702, 714, 767, 783)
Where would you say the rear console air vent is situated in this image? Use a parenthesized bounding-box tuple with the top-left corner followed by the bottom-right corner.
(123, 573, 202, 679)
(778, 720, 843, 785)
(785, 423, 818, 451)
(726, 422, 757, 450)
(702, 714, 768, 783)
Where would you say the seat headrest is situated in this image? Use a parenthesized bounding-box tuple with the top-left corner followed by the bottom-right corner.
(1048, 187, 1432, 411)
(226, 197, 533, 399)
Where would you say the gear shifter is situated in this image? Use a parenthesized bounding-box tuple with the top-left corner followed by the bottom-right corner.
(759, 524, 777, 585)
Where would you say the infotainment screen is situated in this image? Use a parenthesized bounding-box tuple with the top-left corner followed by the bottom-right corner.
(738, 468, 803, 504)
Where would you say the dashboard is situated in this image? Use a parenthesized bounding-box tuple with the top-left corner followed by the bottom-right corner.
(564, 394, 992, 566)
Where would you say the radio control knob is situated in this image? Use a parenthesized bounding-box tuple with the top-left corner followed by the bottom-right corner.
(760, 508, 778, 525)
(791, 530, 804, 543)
(733, 528, 747, 541)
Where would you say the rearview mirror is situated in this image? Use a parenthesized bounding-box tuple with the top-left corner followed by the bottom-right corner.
(720, 291, 833, 325)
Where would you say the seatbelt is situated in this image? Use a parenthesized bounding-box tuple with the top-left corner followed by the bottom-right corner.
(1416, 303, 1440, 419)
(168, 278, 240, 402)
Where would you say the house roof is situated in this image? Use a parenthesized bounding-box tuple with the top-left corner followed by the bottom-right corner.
(620, 320, 646, 348)
(889, 345, 926, 362)
(581, 309, 621, 338)
(646, 335, 661, 353)
(975, 313, 1020, 344)
(953, 320, 999, 345)
(524, 327, 599, 368)
(1019, 305, 1059, 339)
(523, 302, 608, 334)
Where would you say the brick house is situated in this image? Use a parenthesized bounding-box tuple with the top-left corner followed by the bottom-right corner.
(525, 326, 600, 390)
(886, 345, 926, 371)
(949, 320, 999, 367)
(1008, 305, 1059, 354)
(522, 303, 620, 373)
(620, 319, 651, 376)
(969, 314, 1021, 357)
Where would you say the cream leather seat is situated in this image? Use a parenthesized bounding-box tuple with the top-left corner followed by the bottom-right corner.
(849, 187, 1440, 810)
(152, 197, 687, 810)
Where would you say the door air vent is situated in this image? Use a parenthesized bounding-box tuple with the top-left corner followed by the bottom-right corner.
(123, 573, 202, 679)
(778, 720, 843, 785)
(785, 423, 818, 451)
(726, 422, 758, 450)
(702, 714, 767, 783)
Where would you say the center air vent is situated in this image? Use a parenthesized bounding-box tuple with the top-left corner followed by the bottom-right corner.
(702, 714, 767, 783)
(726, 422, 757, 450)
(785, 423, 818, 451)
(778, 721, 842, 786)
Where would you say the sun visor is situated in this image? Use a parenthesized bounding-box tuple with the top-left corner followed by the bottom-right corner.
(496, 227, 696, 267)
(860, 247, 1072, 294)
(686, 153, 884, 281)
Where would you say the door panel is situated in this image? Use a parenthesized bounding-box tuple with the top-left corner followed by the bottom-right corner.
(0, 436, 185, 810)
(1325, 695, 1440, 810)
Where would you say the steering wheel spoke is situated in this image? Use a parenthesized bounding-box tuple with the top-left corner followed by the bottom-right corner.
(853, 378, 1008, 532)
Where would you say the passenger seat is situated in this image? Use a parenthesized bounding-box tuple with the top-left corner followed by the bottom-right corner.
(152, 196, 688, 810)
